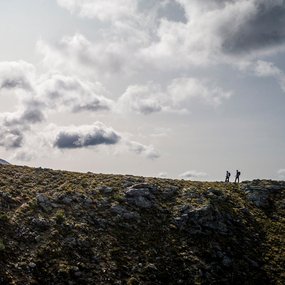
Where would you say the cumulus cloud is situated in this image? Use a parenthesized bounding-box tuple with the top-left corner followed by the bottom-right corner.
(118, 84, 165, 115)
(126, 140, 160, 160)
(0, 125, 24, 149)
(249, 60, 285, 93)
(0, 60, 114, 115)
(37, 29, 145, 78)
(37, 73, 114, 113)
(53, 0, 285, 73)
(253, 60, 282, 77)
(179, 170, 207, 180)
(57, 0, 137, 21)
(168, 77, 232, 107)
(0, 100, 45, 150)
(0, 60, 116, 152)
(54, 122, 121, 149)
(142, 0, 285, 68)
(0, 61, 34, 91)
(52, 122, 160, 160)
(221, 0, 285, 55)
(118, 78, 232, 115)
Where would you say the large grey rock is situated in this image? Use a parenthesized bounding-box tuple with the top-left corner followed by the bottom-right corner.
(161, 187, 179, 198)
(242, 182, 284, 208)
(36, 193, 52, 211)
(124, 183, 157, 209)
(97, 186, 113, 195)
(111, 205, 140, 220)
(174, 203, 229, 235)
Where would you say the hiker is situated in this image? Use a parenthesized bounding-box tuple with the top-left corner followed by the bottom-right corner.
(235, 170, 241, 183)
(225, 171, 231, 183)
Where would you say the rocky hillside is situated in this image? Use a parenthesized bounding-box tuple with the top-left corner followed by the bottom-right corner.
(0, 165, 284, 285)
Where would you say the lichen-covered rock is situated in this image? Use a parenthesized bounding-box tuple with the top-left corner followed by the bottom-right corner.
(242, 180, 285, 208)
(110, 205, 140, 221)
(124, 183, 157, 208)
(174, 203, 229, 235)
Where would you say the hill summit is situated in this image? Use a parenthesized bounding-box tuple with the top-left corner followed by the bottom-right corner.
(0, 164, 284, 284)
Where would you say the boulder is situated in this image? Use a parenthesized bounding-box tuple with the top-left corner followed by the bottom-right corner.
(242, 182, 284, 208)
(174, 203, 229, 235)
(111, 205, 140, 220)
(124, 183, 157, 209)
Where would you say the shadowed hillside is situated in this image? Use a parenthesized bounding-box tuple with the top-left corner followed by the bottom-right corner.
(0, 165, 284, 285)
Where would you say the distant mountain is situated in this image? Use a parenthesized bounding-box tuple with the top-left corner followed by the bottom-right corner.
(0, 159, 9, 165)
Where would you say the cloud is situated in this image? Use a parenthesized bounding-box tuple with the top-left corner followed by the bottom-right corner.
(0, 60, 114, 117)
(250, 60, 285, 93)
(253, 60, 282, 77)
(277, 169, 285, 180)
(0, 125, 24, 149)
(53, 1, 285, 74)
(168, 77, 232, 107)
(221, 1, 285, 55)
(179, 170, 207, 180)
(126, 140, 160, 160)
(118, 78, 232, 115)
(51, 122, 160, 160)
(118, 84, 165, 115)
(57, 0, 137, 21)
(0, 61, 35, 91)
(0, 100, 45, 150)
(142, 0, 285, 68)
(37, 73, 114, 113)
(157, 172, 168, 178)
(54, 122, 121, 149)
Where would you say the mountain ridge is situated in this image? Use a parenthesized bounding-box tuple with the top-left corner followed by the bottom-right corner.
(0, 164, 284, 284)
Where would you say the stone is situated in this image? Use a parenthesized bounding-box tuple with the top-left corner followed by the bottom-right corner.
(36, 194, 49, 204)
(111, 205, 140, 220)
(173, 203, 230, 234)
(222, 256, 232, 267)
(161, 187, 179, 198)
(36, 193, 52, 211)
(124, 184, 157, 209)
(29, 262, 37, 268)
(62, 196, 73, 204)
(97, 186, 113, 195)
(31, 217, 50, 230)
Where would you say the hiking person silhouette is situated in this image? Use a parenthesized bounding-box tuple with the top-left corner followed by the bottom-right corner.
(235, 170, 241, 183)
(225, 171, 231, 182)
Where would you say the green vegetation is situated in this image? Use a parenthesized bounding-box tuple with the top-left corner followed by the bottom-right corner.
(0, 164, 283, 284)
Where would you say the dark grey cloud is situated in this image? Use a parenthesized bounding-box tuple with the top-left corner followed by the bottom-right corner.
(223, 1, 285, 54)
(54, 123, 121, 149)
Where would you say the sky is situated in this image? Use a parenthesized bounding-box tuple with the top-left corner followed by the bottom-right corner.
(0, 0, 285, 181)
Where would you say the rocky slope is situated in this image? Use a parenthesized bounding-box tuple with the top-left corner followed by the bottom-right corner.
(0, 164, 284, 285)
